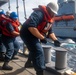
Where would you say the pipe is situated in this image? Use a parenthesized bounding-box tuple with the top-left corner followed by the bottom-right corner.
(16, 0, 19, 21)
(8, 0, 11, 10)
(22, 0, 27, 19)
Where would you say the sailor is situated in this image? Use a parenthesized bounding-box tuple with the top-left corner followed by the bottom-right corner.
(0, 10, 6, 61)
(1, 12, 20, 70)
(0, 10, 13, 61)
(20, 2, 61, 75)
(6, 10, 12, 17)
(5, 10, 12, 21)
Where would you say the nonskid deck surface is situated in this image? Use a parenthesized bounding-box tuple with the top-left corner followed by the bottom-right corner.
(0, 46, 75, 75)
(0, 53, 36, 75)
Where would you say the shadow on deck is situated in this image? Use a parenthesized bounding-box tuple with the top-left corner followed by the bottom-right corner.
(0, 53, 36, 75)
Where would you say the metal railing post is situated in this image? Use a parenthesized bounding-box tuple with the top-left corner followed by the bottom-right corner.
(23, 43, 29, 55)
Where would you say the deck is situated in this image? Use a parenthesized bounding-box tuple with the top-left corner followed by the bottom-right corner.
(0, 42, 75, 75)
(0, 53, 54, 75)
(0, 53, 36, 75)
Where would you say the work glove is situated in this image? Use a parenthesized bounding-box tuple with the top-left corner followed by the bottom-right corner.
(54, 40, 61, 47)
(40, 38, 47, 44)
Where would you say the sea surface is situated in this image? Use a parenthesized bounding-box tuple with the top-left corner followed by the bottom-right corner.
(16, 36, 76, 72)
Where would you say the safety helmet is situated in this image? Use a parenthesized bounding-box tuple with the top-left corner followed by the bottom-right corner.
(10, 12, 18, 19)
(6, 10, 12, 16)
(47, 2, 59, 14)
(0, 9, 5, 15)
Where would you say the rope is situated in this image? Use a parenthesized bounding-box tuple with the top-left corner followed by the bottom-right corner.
(47, 39, 76, 55)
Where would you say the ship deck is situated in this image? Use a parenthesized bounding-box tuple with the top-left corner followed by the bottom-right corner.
(0, 53, 55, 75)
(0, 53, 36, 75)
(0, 41, 75, 75)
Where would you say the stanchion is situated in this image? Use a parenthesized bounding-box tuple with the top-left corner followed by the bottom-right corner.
(23, 44, 29, 55)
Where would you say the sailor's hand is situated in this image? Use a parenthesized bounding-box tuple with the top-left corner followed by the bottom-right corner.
(40, 38, 47, 44)
(54, 40, 61, 47)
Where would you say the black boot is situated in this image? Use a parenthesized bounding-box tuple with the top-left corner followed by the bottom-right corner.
(24, 59, 33, 68)
(2, 62, 13, 70)
(36, 71, 44, 75)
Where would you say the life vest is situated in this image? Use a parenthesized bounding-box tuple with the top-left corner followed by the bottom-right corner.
(33, 5, 54, 35)
(0, 15, 6, 30)
(1, 14, 12, 22)
(0, 15, 12, 29)
(1, 19, 20, 37)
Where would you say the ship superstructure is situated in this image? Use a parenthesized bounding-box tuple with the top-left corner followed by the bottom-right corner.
(0, 0, 8, 6)
(53, 0, 76, 38)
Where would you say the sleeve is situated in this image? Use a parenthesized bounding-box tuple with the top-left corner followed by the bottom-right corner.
(6, 23, 14, 32)
(27, 10, 44, 28)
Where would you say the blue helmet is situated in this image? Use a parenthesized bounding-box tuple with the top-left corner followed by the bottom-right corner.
(0, 10, 5, 15)
(10, 12, 18, 19)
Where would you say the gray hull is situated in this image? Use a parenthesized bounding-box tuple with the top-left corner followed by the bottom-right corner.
(53, 0, 76, 38)
(53, 26, 76, 38)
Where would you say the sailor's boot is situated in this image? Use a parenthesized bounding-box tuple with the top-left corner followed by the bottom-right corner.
(36, 71, 44, 75)
(24, 59, 33, 68)
(2, 61, 13, 70)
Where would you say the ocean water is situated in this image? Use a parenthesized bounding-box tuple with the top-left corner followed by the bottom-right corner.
(17, 36, 76, 72)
